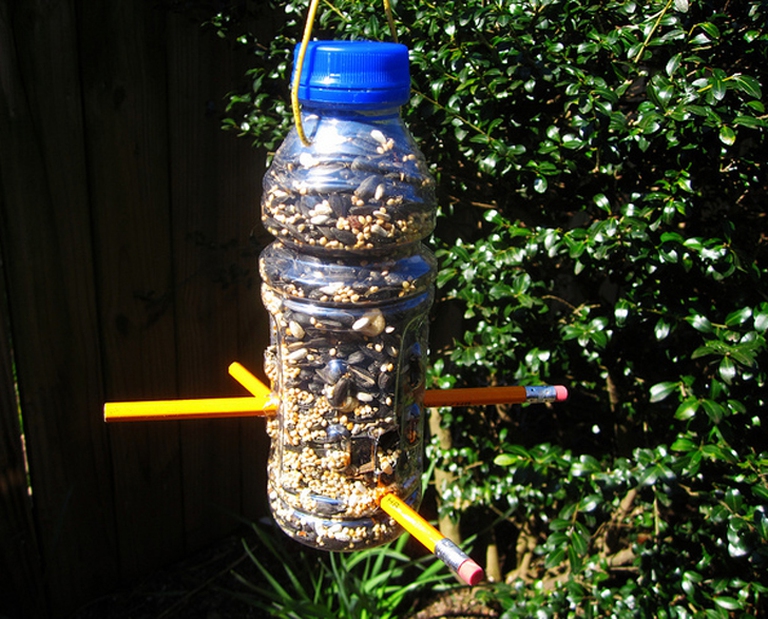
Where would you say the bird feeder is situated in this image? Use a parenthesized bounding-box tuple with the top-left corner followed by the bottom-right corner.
(103, 37, 568, 587)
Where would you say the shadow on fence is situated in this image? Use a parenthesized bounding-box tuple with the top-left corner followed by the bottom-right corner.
(0, 1, 276, 616)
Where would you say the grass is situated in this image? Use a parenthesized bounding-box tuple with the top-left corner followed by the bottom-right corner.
(226, 519, 463, 619)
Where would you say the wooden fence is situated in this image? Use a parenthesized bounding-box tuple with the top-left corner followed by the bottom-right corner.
(0, 1, 275, 616)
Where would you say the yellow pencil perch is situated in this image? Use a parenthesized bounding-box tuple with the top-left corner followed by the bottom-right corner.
(380, 493, 484, 586)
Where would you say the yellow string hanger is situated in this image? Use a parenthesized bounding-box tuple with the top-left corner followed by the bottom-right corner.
(291, 0, 399, 147)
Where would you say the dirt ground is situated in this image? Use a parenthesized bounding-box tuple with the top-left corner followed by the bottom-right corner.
(408, 588, 499, 619)
(68, 525, 499, 619)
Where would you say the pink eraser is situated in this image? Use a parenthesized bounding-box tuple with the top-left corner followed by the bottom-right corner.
(555, 385, 569, 402)
(457, 558, 485, 586)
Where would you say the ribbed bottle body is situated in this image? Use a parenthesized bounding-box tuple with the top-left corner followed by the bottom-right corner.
(259, 41, 437, 550)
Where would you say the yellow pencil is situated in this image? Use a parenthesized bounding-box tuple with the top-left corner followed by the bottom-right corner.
(104, 362, 568, 422)
(423, 384, 568, 408)
(380, 493, 484, 586)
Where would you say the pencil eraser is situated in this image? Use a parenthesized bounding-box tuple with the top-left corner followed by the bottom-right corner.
(555, 385, 569, 402)
(457, 559, 485, 586)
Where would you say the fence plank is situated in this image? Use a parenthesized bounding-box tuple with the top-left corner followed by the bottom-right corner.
(1, 1, 274, 614)
(165, 15, 270, 550)
(0, 0, 119, 613)
(79, 1, 187, 583)
(170, 1, 272, 549)
(0, 252, 47, 618)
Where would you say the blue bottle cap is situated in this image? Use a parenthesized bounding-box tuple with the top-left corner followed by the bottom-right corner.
(293, 40, 410, 108)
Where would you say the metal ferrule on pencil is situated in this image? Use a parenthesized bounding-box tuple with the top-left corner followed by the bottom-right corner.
(433, 537, 473, 575)
(524, 385, 560, 402)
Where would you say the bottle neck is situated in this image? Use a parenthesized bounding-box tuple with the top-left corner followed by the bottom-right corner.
(300, 102, 402, 121)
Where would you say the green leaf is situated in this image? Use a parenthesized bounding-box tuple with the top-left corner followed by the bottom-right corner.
(754, 308, 768, 331)
(714, 596, 743, 611)
(701, 399, 726, 424)
(614, 299, 630, 326)
(725, 307, 752, 326)
(655, 318, 672, 341)
(733, 115, 766, 129)
(568, 544, 583, 573)
(731, 74, 762, 99)
(488, 283, 514, 300)
(578, 495, 601, 513)
(550, 519, 571, 533)
(724, 488, 743, 512)
(698, 22, 720, 40)
(648, 75, 674, 110)
(650, 381, 678, 403)
(665, 53, 682, 76)
(711, 71, 727, 102)
(719, 125, 736, 146)
(753, 485, 768, 502)
(495, 445, 531, 467)
(594, 193, 611, 213)
(686, 313, 713, 333)
(755, 511, 768, 541)
(682, 570, 703, 597)
(544, 546, 566, 570)
(730, 346, 756, 367)
(436, 268, 457, 289)
(494, 454, 517, 466)
(718, 357, 736, 384)
(691, 345, 715, 360)
(690, 32, 711, 46)
(571, 455, 601, 477)
(562, 135, 584, 150)
(570, 529, 589, 556)
(671, 435, 696, 451)
(675, 399, 699, 420)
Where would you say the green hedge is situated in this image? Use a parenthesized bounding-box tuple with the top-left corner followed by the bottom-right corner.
(212, 0, 768, 615)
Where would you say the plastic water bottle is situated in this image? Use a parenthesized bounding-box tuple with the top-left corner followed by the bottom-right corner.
(259, 40, 436, 550)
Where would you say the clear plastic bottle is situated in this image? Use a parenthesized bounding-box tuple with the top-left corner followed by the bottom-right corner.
(259, 40, 437, 550)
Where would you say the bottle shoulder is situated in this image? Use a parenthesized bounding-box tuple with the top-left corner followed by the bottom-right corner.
(262, 114, 436, 251)
(275, 112, 427, 166)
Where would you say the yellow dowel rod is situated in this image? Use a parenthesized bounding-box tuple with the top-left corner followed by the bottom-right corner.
(227, 362, 273, 402)
(104, 362, 277, 423)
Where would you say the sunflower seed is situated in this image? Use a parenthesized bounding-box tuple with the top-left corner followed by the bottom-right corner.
(352, 309, 385, 337)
